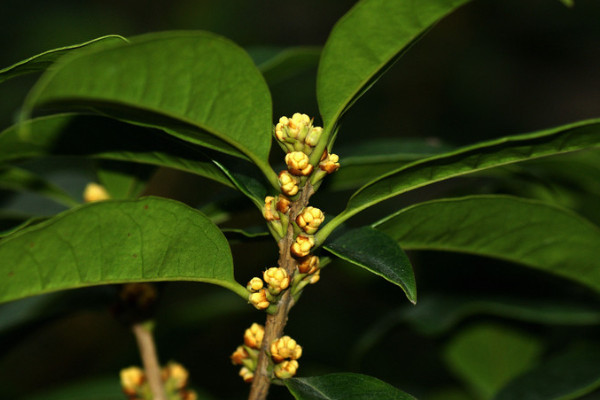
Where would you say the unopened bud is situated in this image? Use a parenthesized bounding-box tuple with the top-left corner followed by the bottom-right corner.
(277, 196, 291, 214)
(291, 235, 314, 258)
(298, 255, 320, 275)
(231, 345, 250, 365)
(305, 126, 322, 147)
(83, 182, 110, 202)
(308, 270, 321, 284)
(246, 277, 264, 292)
(296, 207, 325, 234)
(285, 151, 313, 176)
(249, 289, 270, 310)
(183, 392, 198, 400)
(239, 366, 254, 383)
(263, 196, 279, 221)
(279, 171, 299, 196)
(274, 360, 299, 379)
(270, 336, 303, 363)
(120, 366, 145, 395)
(319, 153, 340, 174)
(162, 362, 188, 390)
(263, 267, 290, 295)
(244, 323, 265, 349)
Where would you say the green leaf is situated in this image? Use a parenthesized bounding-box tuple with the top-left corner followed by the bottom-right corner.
(444, 323, 543, 400)
(317, 0, 471, 136)
(317, 119, 600, 242)
(494, 343, 600, 400)
(212, 157, 270, 209)
(256, 46, 321, 86)
(0, 35, 127, 85)
(27, 377, 124, 400)
(23, 31, 277, 187)
(0, 166, 79, 207)
(0, 114, 234, 189)
(374, 195, 600, 293)
(285, 373, 417, 400)
(95, 160, 152, 200)
(0, 197, 247, 304)
(323, 227, 416, 303)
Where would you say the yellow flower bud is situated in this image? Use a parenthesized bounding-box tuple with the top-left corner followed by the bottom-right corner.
(263, 196, 279, 221)
(290, 235, 315, 258)
(274, 360, 299, 379)
(231, 345, 250, 365)
(279, 171, 299, 196)
(184, 391, 198, 400)
(277, 196, 291, 214)
(244, 323, 265, 349)
(305, 126, 322, 147)
(239, 366, 254, 383)
(296, 207, 325, 234)
(246, 277, 264, 292)
(120, 366, 145, 395)
(83, 182, 110, 202)
(162, 362, 188, 390)
(275, 117, 290, 141)
(249, 289, 270, 310)
(308, 270, 321, 284)
(319, 153, 340, 174)
(270, 336, 303, 363)
(263, 267, 290, 295)
(297, 255, 319, 275)
(285, 151, 313, 176)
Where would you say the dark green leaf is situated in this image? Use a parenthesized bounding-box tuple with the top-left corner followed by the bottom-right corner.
(0, 166, 79, 207)
(317, 0, 471, 136)
(256, 46, 321, 86)
(317, 119, 600, 241)
(374, 195, 600, 292)
(444, 324, 542, 400)
(285, 373, 416, 400)
(23, 31, 277, 187)
(212, 157, 271, 209)
(0, 35, 127, 84)
(494, 344, 600, 400)
(324, 226, 416, 303)
(0, 114, 234, 189)
(221, 226, 270, 239)
(27, 377, 124, 400)
(95, 160, 152, 200)
(0, 197, 247, 304)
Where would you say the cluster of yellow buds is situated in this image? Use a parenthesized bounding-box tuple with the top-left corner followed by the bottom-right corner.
(247, 267, 290, 309)
(297, 255, 321, 284)
(120, 363, 197, 400)
(270, 336, 302, 379)
(231, 323, 264, 383)
(291, 234, 315, 258)
(274, 113, 322, 155)
(296, 206, 325, 235)
(83, 182, 110, 203)
(262, 195, 291, 238)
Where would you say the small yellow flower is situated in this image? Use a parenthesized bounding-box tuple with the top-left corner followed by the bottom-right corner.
(244, 323, 265, 349)
(305, 126, 322, 147)
(239, 366, 254, 383)
(291, 235, 315, 258)
(162, 362, 188, 390)
(83, 182, 110, 202)
(120, 366, 144, 395)
(263, 196, 279, 221)
(297, 255, 319, 275)
(285, 151, 313, 176)
(263, 267, 290, 295)
(278, 170, 299, 196)
(296, 207, 325, 234)
(231, 345, 250, 365)
(308, 270, 321, 284)
(274, 360, 299, 379)
(246, 277, 264, 292)
(249, 289, 270, 310)
(319, 153, 340, 174)
(277, 196, 291, 214)
(270, 336, 303, 363)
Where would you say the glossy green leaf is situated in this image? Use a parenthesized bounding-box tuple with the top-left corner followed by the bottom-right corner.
(285, 373, 416, 400)
(23, 31, 277, 187)
(444, 324, 542, 400)
(0, 35, 127, 85)
(0, 166, 79, 207)
(317, 0, 471, 136)
(0, 114, 234, 189)
(256, 46, 321, 86)
(324, 227, 416, 303)
(375, 195, 600, 292)
(317, 119, 600, 242)
(495, 344, 600, 400)
(0, 197, 247, 304)
(212, 157, 270, 209)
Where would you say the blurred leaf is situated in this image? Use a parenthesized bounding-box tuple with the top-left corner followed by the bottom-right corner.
(494, 344, 600, 400)
(26, 377, 123, 400)
(0, 35, 127, 84)
(95, 160, 153, 200)
(317, 119, 600, 241)
(0, 166, 79, 207)
(558, 0, 574, 7)
(317, 0, 471, 135)
(0, 115, 235, 189)
(0, 215, 44, 237)
(254, 46, 321, 86)
(375, 195, 600, 293)
(24, 31, 277, 186)
(324, 226, 416, 303)
(221, 226, 270, 239)
(285, 373, 416, 400)
(212, 157, 271, 209)
(0, 197, 247, 304)
(444, 323, 542, 399)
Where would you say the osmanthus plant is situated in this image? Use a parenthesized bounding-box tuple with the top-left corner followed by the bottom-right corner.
(0, 0, 599, 399)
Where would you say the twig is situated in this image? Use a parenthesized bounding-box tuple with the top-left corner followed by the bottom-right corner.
(132, 322, 167, 400)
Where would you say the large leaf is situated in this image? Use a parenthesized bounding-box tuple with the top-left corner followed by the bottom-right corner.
(323, 227, 416, 303)
(0, 114, 234, 189)
(0, 197, 247, 304)
(0, 166, 79, 207)
(444, 323, 543, 400)
(23, 31, 278, 187)
(0, 35, 127, 84)
(285, 373, 416, 400)
(317, 119, 600, 241)
(374, 195, 600, 292)
(494, 344, 600, 400)
(317, 0, 471, 136)
(254, 46, 321, 86)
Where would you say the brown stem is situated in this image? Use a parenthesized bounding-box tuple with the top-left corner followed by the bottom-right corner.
(132, 323, 167, 400)
(248, 185, 314, 400)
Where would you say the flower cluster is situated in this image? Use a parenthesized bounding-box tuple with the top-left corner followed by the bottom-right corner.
(230, 323, 265, 383)
(119, 362, 197, 400)
(247, 267, 290, 310)
(271, 336, 302, 379)
(274, 113, 322, 155)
